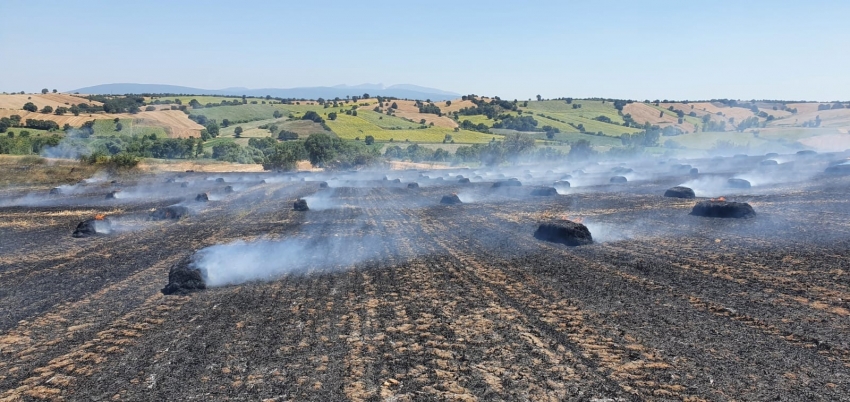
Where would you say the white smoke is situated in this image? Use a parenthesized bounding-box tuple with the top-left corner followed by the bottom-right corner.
(191, 235, 385, 287)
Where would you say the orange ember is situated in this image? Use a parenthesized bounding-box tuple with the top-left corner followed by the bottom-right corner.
(560, 214, 583, 224)
(710, 197, 727, 202)
(94, 214, 106, 220)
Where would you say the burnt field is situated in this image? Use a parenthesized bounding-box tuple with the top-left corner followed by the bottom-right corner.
(2, 153, 850, 401)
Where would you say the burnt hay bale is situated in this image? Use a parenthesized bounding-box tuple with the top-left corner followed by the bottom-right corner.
(293, 198, 309, 211)
(407, 182, 420, 189)
(825, 164, 850, 175)
(72, 218, 112, 238)
(319, 181, 329, 188)
(561, 174, 573, 180)
(727, 178, 751, 189)
(690, 200, 756, 218)
(150, 205, 190, 220)
(166, 177, 176, 183)
(610, 176, 628, 183)
(534, 220, 593, 246)
(440, 194, 462, 205)
(458, 178, 470, 184)
(181, 182, 189, 188)
(554, 180, 571, 188)
(161, 258, 206, 295)
(195, 193, 209, 202)
(664, 186, 696, 199)
(672, 164, 692, 172)
(689, 168, 699, 176)
(215, 177, 225, 183)
(105, 190, 121, 199)
(224, 185, 234, 193)
(493, 179, 522, 188)
(797, 150, 817, 156)
(760, 159, 779, 166)
(531, 187, 558, 196)
(49, 187, 62, 195)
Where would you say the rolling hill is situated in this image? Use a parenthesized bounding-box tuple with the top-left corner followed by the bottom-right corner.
(70, 83, 461, 101)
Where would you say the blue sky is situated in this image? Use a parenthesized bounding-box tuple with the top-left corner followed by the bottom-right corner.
(2, 0, 847, 100)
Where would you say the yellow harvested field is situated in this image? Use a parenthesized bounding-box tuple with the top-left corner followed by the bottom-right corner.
(0, 110, 117, 126)
(623, 103, 696, 132)
(390, 100, 457, 128)
(132, 110, 204, 138)
(441, 99, 476, 113)
(770, 108, 850, 128)
(797, 133, 850, 151)
(0, 94, 101, 110)
(0, 109, 203, 138)
(673, 102, 756, 123)
(786, 103, 824, 114)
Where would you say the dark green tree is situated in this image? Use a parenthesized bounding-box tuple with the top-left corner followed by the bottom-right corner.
(23, 102, 37, 112)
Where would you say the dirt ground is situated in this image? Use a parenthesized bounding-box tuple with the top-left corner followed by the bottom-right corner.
(1, 153, 850, 400)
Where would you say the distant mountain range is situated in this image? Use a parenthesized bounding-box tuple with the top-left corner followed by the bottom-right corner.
(69, 83, 461, 101)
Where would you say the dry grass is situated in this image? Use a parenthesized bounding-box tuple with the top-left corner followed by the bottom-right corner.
(0, 156, 101, 187)
(623, 103, 689, 128)
(0, 109, 203, 138)
(389, 100, 458, 128)
(0, 93, 101, 110)
(137, 160, 264, 173)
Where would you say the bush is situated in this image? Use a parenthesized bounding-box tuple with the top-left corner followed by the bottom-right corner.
(145, 106, 156, 111)
(41, 106, 54, 114)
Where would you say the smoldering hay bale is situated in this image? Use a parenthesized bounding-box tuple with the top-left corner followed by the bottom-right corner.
(224, 185, 234, 193)
(690, 168, 699, 176)
(458, 178, 470, 184)
(72, 217, 112, 238)
(49, 187, 62, 195)
(215, 177, 226, 183)
(319, 181, 329, 188)
(797, 150, 817, 156)
(826, 164, 850, 175)
(293, 198, 309, 211)
(664, 186, 696, 199)
(610, 176, 627, 183)
(407, 182, 419, 188)
(181, 182, 189, 188)
(195, 193, 209, 202)
(105, 190, 121, 199)
(554, 180, 570, 189)
(161, 257, 206, 295)
(534, 220, 593, 246)
(440, 194, 462, 205)
(493, 179, 522, 188)
(760, 159, 779, 166)
(150, 205, 190, 220)
(531, 187, 558, 196)
(691, 200, 755, 218)
(727, 178, 751, 189)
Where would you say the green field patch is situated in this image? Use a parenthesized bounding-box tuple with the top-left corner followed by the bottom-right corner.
(92, 119, 167, 138)
(325, 114, 496, 143)
(357, 110, 420, 129)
